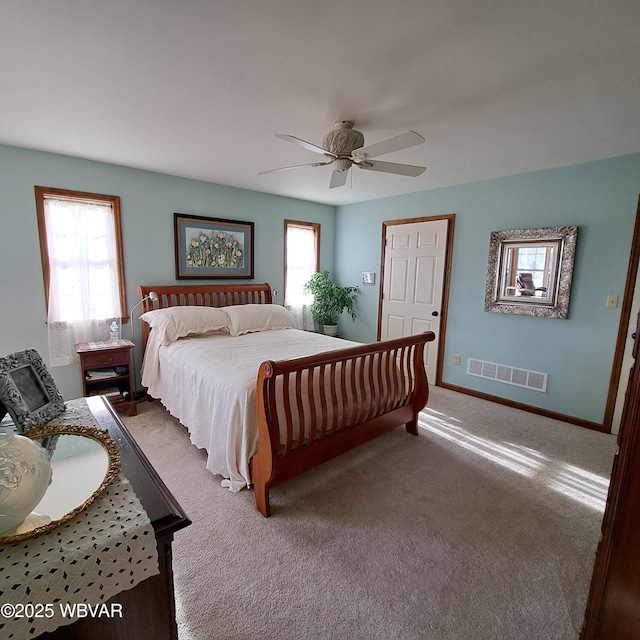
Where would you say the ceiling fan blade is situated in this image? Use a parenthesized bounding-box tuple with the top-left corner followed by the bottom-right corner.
(329, 169, 349, 189)
(275, 134, 336, 157)
(357, 159, 426, 177)
(352, 130, 425, 159)
(259, 160, 333, 175)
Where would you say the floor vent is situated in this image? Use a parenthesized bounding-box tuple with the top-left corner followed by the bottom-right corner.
(467, 358, 548, 392)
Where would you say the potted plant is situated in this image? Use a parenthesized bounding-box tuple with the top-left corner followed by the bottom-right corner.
(303, 271, 360, 336)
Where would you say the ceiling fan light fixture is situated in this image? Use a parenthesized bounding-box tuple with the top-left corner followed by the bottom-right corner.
(333, 158, 351, 171)
(322, 121, 364, 156)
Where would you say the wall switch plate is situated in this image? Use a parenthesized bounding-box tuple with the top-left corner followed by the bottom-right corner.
(606, 294, 619, 309)
(362, 272, 375, 285)
(453, 354, 461, 366)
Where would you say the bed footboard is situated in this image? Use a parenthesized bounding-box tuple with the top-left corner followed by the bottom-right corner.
(251, 331, 435, 516)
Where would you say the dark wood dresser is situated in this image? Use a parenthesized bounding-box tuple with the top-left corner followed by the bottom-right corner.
(38, 395, 191, 640)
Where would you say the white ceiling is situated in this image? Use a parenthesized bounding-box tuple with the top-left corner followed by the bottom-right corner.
(1, 0, 639, 206)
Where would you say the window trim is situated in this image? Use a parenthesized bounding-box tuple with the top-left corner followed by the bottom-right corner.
(283, 219, 320, 304)
(34, 186, 128, 321)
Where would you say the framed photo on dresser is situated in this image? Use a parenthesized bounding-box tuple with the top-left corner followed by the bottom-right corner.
(0, 348, 65, 433)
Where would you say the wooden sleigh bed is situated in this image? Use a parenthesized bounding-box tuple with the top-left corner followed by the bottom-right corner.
(138, 282, 435, 517)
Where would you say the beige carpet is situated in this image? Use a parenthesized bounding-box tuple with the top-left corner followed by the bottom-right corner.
(123, 386, 617, 640)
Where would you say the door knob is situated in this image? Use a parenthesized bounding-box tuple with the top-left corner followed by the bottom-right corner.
(431, 311, 439, 316)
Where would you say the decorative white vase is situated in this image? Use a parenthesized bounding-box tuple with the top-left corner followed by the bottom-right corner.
(323, 324, 338, 337)
(0, 428, 52, 535)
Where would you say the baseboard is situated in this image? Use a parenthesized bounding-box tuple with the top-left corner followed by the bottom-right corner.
(436, 382, 609, 433)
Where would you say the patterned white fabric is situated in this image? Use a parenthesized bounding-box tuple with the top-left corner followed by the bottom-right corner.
(0, 398, 159, 639)
(141, 329, 360, 492)
(49, 396, 102, 428)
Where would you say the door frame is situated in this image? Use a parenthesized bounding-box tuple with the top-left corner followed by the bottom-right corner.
(603, 196, 640, 432)
(377, 214, 455, 386)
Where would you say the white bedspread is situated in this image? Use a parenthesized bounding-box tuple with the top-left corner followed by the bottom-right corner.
(141, 329, 360, 492)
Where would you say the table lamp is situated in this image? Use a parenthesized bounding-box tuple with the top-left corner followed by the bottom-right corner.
(128, 291, 158, 396)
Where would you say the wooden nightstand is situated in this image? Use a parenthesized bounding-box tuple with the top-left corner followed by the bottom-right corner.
(75, 340, 137, 416)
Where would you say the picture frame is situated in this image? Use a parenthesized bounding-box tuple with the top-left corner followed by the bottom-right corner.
(484, 226, 578, 319)
(174, 213, 254, 279)
(0, 349, 65, 433)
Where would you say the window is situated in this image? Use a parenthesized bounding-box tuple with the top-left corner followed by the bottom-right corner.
(284, 220, 319, 330)
(35, 187, 128, 365)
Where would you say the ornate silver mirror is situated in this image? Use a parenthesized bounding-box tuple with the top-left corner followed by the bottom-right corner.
(484, 226, 578, 318)
(0, 425, 120, 544)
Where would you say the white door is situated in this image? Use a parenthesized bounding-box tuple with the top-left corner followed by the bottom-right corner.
(380, 218, 449, 382)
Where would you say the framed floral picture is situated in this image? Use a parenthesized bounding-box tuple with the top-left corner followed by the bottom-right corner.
(174, 213, 254, 279)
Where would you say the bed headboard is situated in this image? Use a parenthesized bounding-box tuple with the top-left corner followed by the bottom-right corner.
(137, 283, 273, 352)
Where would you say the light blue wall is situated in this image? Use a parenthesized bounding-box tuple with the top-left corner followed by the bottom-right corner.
(334, 154, 640, 425)
(0, 144, 335, 400)
(2, 143, 637, 424)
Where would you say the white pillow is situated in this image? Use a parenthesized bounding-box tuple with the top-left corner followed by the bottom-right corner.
(139, 306, 229, 345)
(221, 304, 296, 336)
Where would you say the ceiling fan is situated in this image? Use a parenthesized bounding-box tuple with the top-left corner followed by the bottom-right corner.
(259, 121, 426, 189)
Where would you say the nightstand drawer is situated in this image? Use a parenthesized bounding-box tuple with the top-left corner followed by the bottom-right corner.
(75, 340, 136, 416)
(81, 350, 130, 368)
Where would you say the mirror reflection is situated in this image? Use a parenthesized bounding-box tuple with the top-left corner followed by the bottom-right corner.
(35, 434, 109, 520)
(498, 240, 561, 305)
(0, 426, 120, 544)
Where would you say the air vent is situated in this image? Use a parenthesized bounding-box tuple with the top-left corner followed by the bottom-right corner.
(467, 358, 548, 392)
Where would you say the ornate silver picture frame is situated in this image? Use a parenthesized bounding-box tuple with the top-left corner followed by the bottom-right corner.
(484, 226, 578, 319)
(0, 349, 65, 433)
